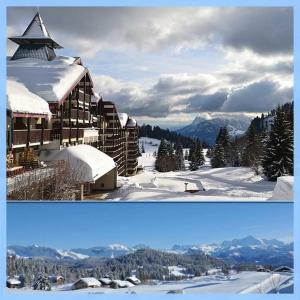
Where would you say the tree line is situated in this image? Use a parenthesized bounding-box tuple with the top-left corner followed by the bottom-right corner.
(139, 124, 209, 148)
(209, 102, 293, 181)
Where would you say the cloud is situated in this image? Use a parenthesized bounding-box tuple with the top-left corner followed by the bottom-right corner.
(222, 80, 293, 112)
(93, 74, 293, 118)
(7, 7, 293, 58)
(6, 7, 294, 125)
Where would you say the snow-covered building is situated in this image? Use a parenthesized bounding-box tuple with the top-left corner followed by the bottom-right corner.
(6, 278, 21, 288)
(274, 266, 294, 273)
(97, 100, 139, 176)
(72, 277, 101, 290)
(7, 78, 52, 168)
(40, 144, 117, 193)
(7, 12, 99, 153)
(6, 12, 139, 199)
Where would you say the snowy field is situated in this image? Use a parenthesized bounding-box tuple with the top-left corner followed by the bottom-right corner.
(105, 137, 280, 201)
(8, 272, 293, 294)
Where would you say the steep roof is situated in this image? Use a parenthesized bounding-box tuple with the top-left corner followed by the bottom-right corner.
(7, 79, 51, 118)
(9, 12, 62, 49)
(7, 56, 87, 103)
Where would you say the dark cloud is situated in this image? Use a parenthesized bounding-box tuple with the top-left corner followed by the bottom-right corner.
(184, 92, 228, 112)
(7, 7, 293, 57)
(222, 80, 293, 112)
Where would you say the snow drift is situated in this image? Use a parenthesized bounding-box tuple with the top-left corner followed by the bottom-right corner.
(271, 176, 293, 201)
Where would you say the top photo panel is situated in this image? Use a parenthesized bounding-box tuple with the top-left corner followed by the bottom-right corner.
(6, 7, 294, 202)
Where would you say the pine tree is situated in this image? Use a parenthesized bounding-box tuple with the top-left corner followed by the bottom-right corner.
(175, 143, 185, 170)
(262, 106, 293, 181)
(215, 127, 231, 166)
(241, 123, 262, 173)
(211, 142, 226, 168)
(195, 142, 205, 166)
(155, 139, 176, 172)
(189, 153, 199, 171)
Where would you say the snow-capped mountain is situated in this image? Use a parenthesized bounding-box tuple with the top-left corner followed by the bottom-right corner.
(70, 244, 133, 258)
(177, 116, 250, 145)
(169, 236, 293, 267)
(7, 236, 293, 267)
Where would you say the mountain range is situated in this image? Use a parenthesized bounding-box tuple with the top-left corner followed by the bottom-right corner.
(177, 116, 250, 145)
(7, 236, 293, 267)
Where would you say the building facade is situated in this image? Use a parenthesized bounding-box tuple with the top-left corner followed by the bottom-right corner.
(6, 12, 139, 199)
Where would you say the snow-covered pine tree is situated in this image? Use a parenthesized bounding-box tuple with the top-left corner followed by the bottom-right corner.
(262, 106, 293, 181)
(241, 123, 262, 173)
(175, 143, 185, 170)
(215, 127, 231, 166)
(189, 153, 199, 171)
(32, 273, 51, 291)
(195, 141, 205, 166)
(155, 139, 177, 172)
(188, 141, 196, 161)
(211, 142, 226, 168)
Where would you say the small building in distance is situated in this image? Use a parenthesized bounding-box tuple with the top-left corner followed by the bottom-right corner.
(274, 266, 294, 273)
(48, 275, 65, 284)
(72, 277, 101, 290)
(6, 278, 22, 289)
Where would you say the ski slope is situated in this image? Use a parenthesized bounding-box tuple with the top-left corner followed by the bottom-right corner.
(106, 137, 277, 201)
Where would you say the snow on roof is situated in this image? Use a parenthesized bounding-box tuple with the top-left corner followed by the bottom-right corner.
(118, 113, 128, 128)
(75, 277, 101, 287)
(91, 90, 100, 103)
(111, 280, 135, 288)
(7, 56, 86, 103)
(126, 117, 137, 128)
(7, 79, 51, 118)
(99, 278, 112, 285)
(7, 278, 21, 285)
(41, 144, 116, 183)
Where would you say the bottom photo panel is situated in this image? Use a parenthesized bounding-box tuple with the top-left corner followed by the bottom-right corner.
(6, 202, 293, 295)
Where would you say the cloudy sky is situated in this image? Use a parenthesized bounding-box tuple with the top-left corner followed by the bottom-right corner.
(7, 7, 293, 128)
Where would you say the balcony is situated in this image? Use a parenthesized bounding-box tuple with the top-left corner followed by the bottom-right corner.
(12, 129, 51, 147)
(52, 128, 84, 141)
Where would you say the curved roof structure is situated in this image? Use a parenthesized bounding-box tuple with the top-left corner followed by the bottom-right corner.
(42, 145, 116, 183)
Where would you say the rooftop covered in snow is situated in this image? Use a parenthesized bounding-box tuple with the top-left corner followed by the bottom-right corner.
(7, 56, 88, 103)
(40, 144, 116, 183)
(126, 117, 137, 128)
(7, 79, 51, 118)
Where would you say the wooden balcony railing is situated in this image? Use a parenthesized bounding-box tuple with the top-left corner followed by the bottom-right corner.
(62, 109, 90, 121)
(13, 129, 51, 145)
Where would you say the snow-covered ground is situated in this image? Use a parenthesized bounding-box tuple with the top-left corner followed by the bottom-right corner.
(105, 137, 280, 201)
(9, 272, 293, 294)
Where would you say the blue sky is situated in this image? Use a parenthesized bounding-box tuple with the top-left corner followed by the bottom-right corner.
(7, 203, 293, 249)
(7, 7, 293, 128)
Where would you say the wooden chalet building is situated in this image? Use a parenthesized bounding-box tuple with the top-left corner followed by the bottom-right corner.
(6, 12, 139, 199)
